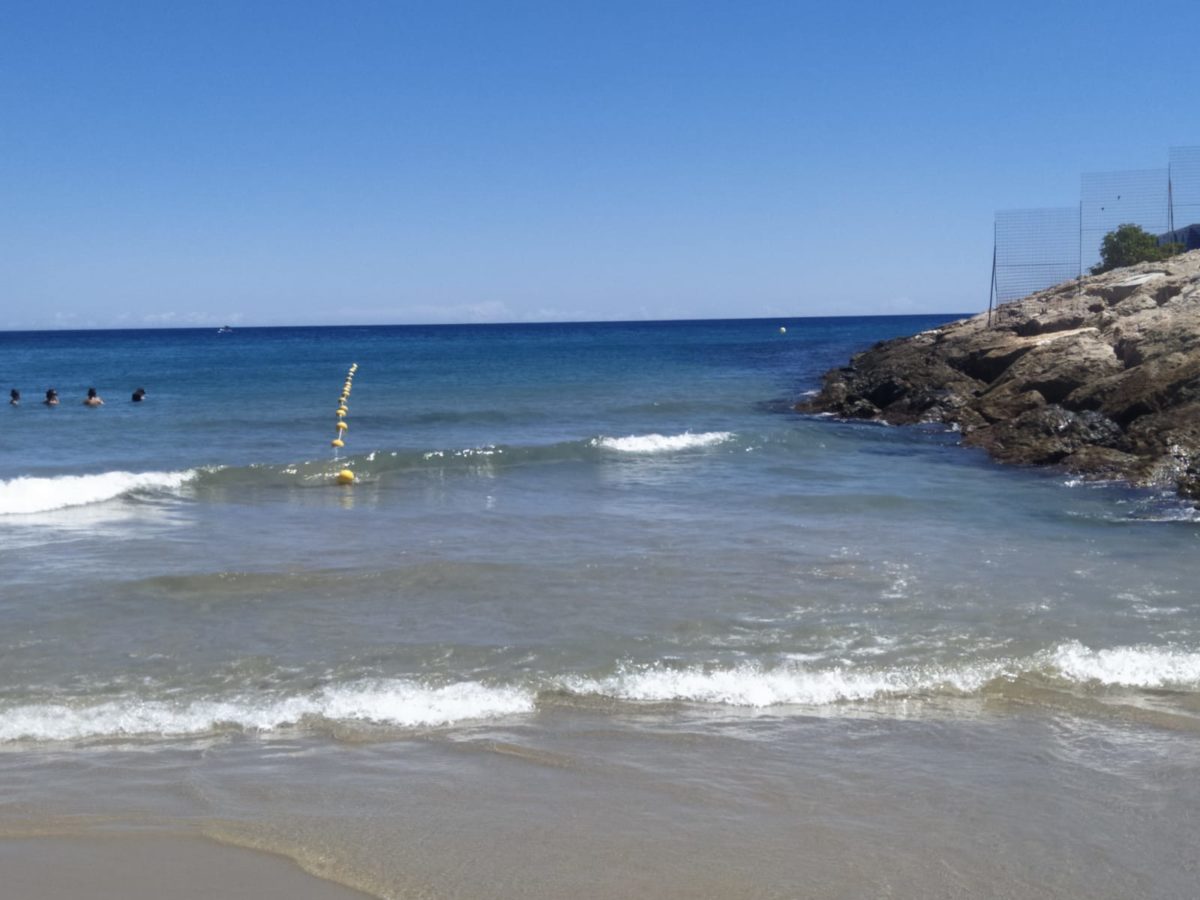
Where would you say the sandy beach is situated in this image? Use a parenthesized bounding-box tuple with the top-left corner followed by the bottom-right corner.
(0, 833, 372, 900)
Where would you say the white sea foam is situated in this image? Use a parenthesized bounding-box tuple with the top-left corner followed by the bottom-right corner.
(0, 470, 196, 516)
(561, 661, 1000, 708)
(1047, 642, 1200, 688)
(423, 446, 501, 460)
(591, 431, 733, 454)
(0, 680, 534, 742)
(559, 643, 1200, 709)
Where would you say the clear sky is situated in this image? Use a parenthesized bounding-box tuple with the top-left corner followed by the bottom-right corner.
(2, 0, 1197, 329)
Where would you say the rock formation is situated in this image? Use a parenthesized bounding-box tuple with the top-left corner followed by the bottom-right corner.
(799, 249, 1200, 498)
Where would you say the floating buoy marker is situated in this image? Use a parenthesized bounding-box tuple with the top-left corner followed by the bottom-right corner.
(330, 363, 360, 481)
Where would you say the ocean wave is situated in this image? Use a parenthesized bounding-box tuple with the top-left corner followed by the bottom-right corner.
(1047, 641, 1200, 688)
(0, 469, 197, 516)
(559, 642, 1200, 709)
(5, 644, 1199, 742)
(590, 431, 734, 454)
(560, 661, 1000, 707)
(6, 431, 748, 505)
(182, 432, 744, 490)
(0, 679, 533, 742)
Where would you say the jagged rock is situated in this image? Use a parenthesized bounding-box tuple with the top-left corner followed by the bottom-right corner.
(799, 249, 1200, 497)
(1096, 272, 1167, 304)
(973, 406, 1125, 465)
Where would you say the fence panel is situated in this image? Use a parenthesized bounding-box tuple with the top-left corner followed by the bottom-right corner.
(1080, 169, 1169, 272)
(1169, 146, 1200, 234)
(994, 207, 1080, 304)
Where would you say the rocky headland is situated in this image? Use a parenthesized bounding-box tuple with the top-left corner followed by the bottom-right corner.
(800, 249, 1200, 498)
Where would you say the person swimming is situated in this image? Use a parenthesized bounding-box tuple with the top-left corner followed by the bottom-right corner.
(132, 387, 146, 402)
(44, 388, 59, 406)
(9, 389, 18, 406)
(83, 387, 104, 407)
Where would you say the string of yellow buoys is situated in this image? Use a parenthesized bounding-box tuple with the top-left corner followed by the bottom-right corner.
(332, 363, 358, 485)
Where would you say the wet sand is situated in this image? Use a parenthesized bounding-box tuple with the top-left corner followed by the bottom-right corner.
(0, 833, 374, 900)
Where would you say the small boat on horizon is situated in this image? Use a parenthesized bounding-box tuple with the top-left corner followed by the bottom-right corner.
(217, 325, 234, 334)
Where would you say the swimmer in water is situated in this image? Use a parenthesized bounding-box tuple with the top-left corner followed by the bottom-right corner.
(83, 387, 104, 407)
(44, 388, 59, 406)
(131, 387, 146, 402)
(9, 389, 18, 406)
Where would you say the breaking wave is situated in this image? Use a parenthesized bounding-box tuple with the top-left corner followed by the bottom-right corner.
(0, 680, 534, 743)
(4, 644, 1197, 742)
(561, 661, 1001, 707)
(559, 642, 1200, 709)
(0, 469, 197, 516)
(1047, 641, 1200, 688)
(590, 431, 734, 454)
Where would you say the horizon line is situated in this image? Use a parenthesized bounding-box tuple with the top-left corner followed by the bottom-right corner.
(0, 311, 971, 335)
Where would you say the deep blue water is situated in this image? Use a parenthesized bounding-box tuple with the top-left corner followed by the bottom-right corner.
(1, 316, 944, 476)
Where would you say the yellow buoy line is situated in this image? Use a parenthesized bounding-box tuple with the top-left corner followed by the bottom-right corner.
(332, 363, 358, 484)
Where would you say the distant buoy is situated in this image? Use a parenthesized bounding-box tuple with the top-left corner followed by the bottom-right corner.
(331, 438, 345, 448)
(779, 326, 787, 334)
(336, 468, 355, 485)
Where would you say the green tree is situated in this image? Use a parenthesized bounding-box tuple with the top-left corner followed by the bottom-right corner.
(1091, 223, 1183, 274)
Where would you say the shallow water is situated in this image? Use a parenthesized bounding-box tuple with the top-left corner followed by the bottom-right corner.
(2, 318, 1198, 897)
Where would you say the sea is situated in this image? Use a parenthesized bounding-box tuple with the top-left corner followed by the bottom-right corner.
(1, 317, 1198, 898)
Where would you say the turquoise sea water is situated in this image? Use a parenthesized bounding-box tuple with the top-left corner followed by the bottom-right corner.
(2, 317, 1198, 898)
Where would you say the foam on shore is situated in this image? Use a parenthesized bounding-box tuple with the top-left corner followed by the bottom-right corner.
(561, 643, 1200, 708)
(4, 644, 1197, 743)
(561, 660, 1001, 707)
(0, 680, 533, 742)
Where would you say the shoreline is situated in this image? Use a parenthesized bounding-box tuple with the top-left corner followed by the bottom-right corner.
(799, 250, 1200, 498)
(0, 832, 377, 900)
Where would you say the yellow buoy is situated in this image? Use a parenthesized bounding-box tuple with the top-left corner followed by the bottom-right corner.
(336, 468, 355, 485)
(336, 421, 348, 431)
(336, 408, 347, 417)
(331, 438, 345, 448)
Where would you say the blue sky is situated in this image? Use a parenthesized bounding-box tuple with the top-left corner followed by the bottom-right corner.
(2, 0, 1197, 329)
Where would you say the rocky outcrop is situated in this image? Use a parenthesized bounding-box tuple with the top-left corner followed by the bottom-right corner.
(799, 249, 1200, 498)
